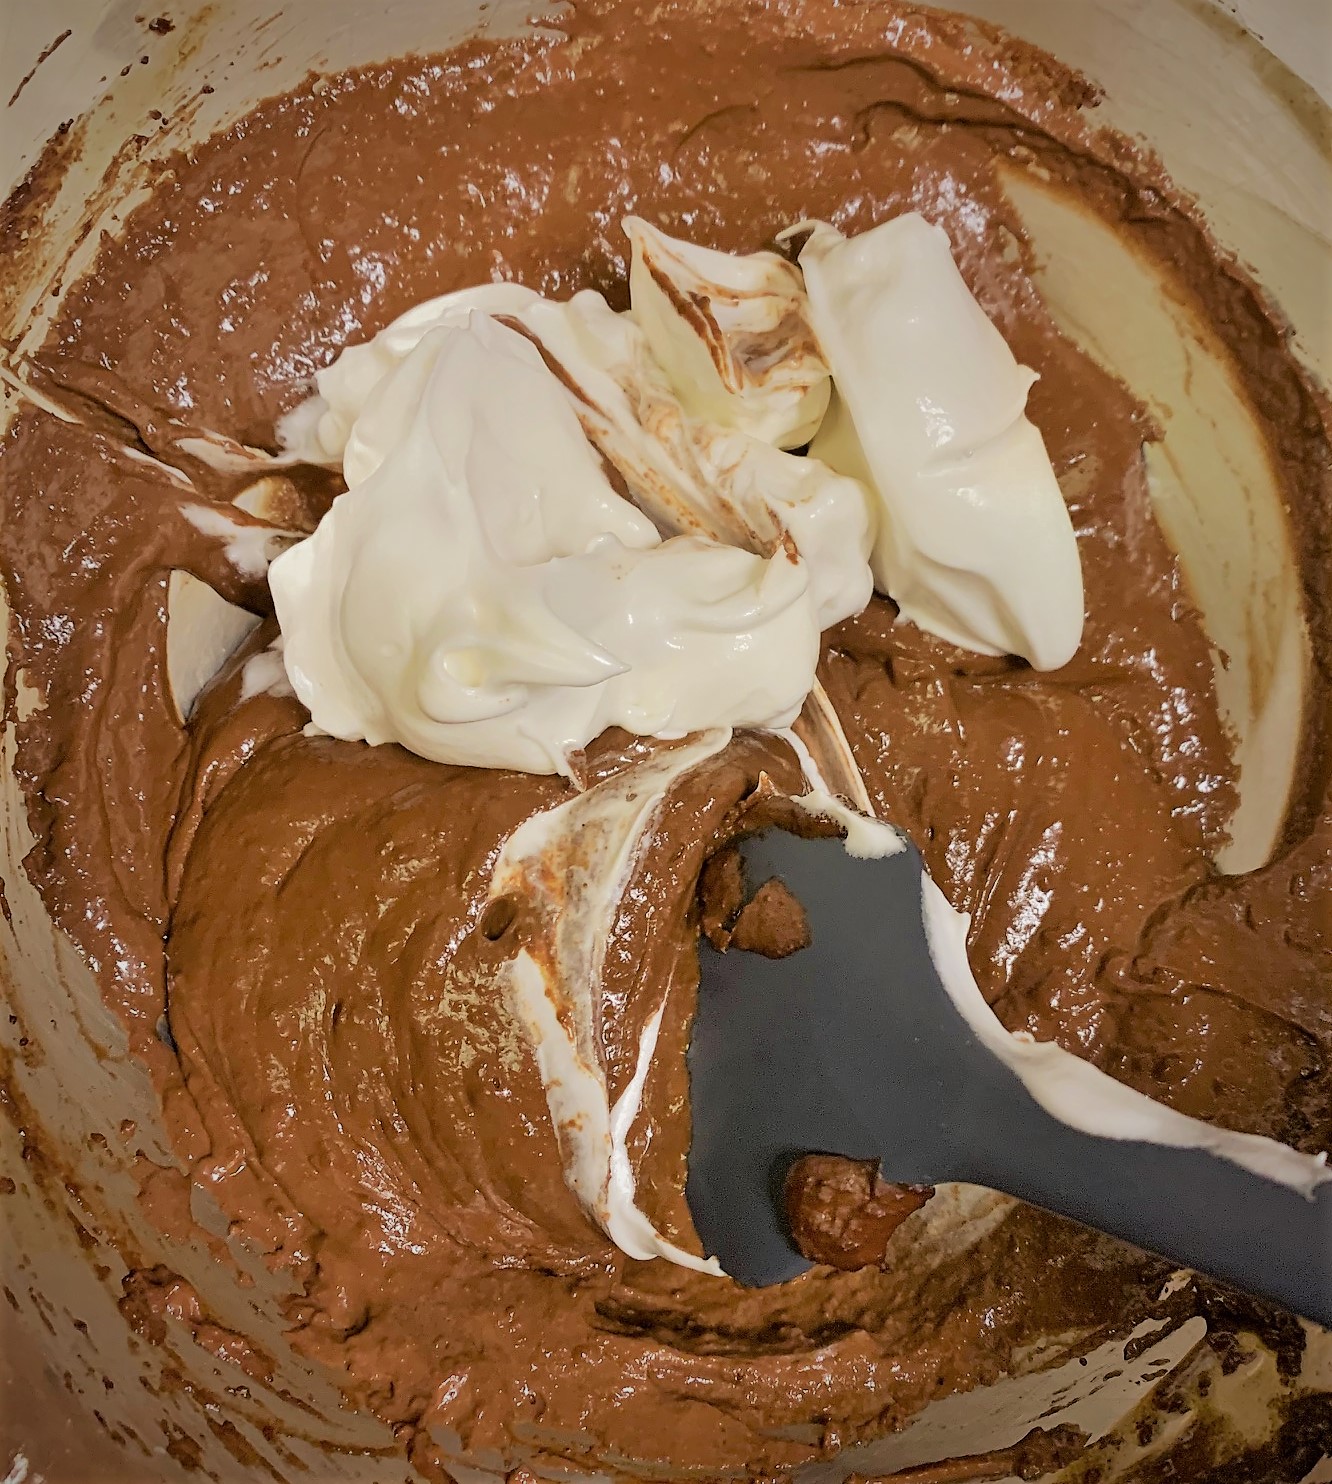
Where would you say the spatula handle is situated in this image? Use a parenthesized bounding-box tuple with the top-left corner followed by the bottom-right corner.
(930, 1083, 1332, 1328)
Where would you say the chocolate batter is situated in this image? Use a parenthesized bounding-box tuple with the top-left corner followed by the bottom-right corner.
(2, 0, 1329, 1477)
(784, 1157, 935, 1271)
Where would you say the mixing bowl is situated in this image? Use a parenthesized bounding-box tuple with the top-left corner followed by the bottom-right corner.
(1, 2, 1328, 1479)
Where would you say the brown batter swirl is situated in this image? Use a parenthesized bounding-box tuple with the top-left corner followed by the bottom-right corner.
(2, 0, 1329, 1476)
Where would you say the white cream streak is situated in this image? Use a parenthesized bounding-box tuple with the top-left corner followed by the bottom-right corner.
(920, 875, 1332, 1198)
(624, 217, 831, 448)
(490, 731, 730, 1271)
(181, 502, 299, 580)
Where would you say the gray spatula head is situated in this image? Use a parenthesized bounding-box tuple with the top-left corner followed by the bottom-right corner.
(685, 829, 1332, 1326)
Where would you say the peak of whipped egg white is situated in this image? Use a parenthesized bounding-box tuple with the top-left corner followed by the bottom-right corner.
(792, 214, 1085, 672)
(273, 213, 1085, 777)
(624, 216, 831, 448)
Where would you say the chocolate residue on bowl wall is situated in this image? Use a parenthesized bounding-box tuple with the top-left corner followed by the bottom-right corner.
(0, 0, 1329, 1478)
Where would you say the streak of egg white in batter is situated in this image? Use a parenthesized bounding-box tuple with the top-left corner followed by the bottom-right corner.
(920, 880, 1331, 1197)
(489, 730, 731, 1272)
(491, 709, 1330, 1278)
(778, 727, 904, 859)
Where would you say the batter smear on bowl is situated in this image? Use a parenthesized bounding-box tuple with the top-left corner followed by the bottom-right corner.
(1, 0, 1329, 1478)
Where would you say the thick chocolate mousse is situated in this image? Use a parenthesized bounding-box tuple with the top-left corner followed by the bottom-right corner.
(1, 1, 1329, 1478)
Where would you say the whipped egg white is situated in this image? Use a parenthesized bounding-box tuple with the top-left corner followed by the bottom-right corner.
(272, 213, 1086, 782)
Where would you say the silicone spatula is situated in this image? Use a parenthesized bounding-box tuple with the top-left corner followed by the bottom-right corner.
(685, 829, 1332, 1326)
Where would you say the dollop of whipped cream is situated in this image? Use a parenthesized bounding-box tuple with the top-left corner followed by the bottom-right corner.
(274, 212, 1086, 776)
(271, 309, 817, 775)
(793, 214, 1085, 671)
